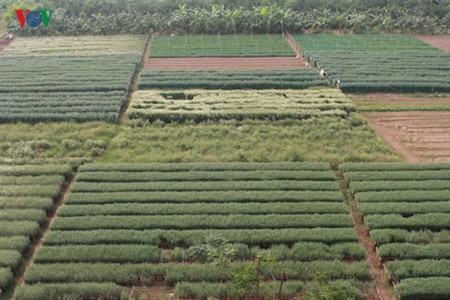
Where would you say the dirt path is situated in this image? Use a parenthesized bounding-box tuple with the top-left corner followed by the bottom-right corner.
(144, 56, 306, 70)
(118, 33, 152, 124)
(332, 167, 396, 300)
(364, 111, 450, 162)
(0, 38, 11, 53)
(15, 170, 78, 288)
(417, 35, 450, 52)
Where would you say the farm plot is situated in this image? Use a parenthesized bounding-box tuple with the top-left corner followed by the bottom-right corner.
(341, 163, 450, 300)
(0, 36, 146, 123)
(127, 88, 355, 122)
(348, 93, 450, 112)
(0, 164, 73, 296)
(294, 34, 450, 93)
(17, 163, 373, 299)
(138, 69, 328, 90)
(150, 34, 295, 57)
(363, 111, 450, 162)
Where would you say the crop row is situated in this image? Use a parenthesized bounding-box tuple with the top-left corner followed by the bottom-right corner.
(51, 214, 353, 231)
(66, 190, 344, 204)
(43, 228, 359, 246)
(150, 34, 294, 57)
(344, 170, 450, 181)
(71, 180, 341, 193)
(350, 180, 450, 192)
(359, 202, 450, 215)
(57, 202, 348, 217)
(76, 170, 336, 182)
(365, 213, 450, 231)
(370, 229, 450, 245)
(138, 69, 328, 90)
(79, 162, 331, 172)
(340, 163, 450, 172)
(24, 261, 370, 285)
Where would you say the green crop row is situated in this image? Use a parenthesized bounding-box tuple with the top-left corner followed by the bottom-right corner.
(0, 165, 72, 176)
(24, 261, 370, 285)
(365, 213, 450, 230)
(76, 170, 336, 182)
(386, 260, 450, 280)
(370, 229, 450, 246)
(378, 243, 450, 260)
(340, 163, 450, 172)
(150, 34, 294, 57)
(356, 190, 450, 203)
(0, 268, 13, 292)
(350, 180, 450, 192)
(43, 228, 359, 247)
(395, 277, 450, 300)
(0, 185, 61, 198)
(138, 69, 328, 90)
(359, 202, 450, 215)
(344, 170, 450, 182)
(0, 221, 40, 237)
(67, 190, 343, 204)
(0, 175, 64, 185)
(80, 162, 331, 172)
(58, 202, 348, 217)
(0, 250, 21, 268)
(0, 209, 46, 222)
(0, 198, 54, 210)
(51, 214, 353, 231)
(34, 245, 160, 264)
(14, 282, 124, 300)
(71, 180, 340, 193)
(0, 236, 30, 251)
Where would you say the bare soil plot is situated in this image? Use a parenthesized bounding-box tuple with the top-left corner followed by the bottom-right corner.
(144, 56, 307, 70)
(418, 35, 450, 52)
(364, 111, 450, 162)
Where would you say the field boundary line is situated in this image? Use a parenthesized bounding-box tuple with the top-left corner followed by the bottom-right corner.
(118, 32, 153, 124)
(332, 163, 397, 300)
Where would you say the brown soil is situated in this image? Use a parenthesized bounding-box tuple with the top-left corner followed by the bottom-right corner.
(0, 37, 12, 53)
(348, 93, 450, 107)
(144, 56, 308, 70)
(350, 202, 396, 300)
(417, 35, 450, 52)
(364, 111, 450, 162)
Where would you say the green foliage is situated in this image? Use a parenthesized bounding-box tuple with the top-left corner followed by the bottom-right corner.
(365, 213, 450, 230)
(0, 236, 30, 251)
(395, 277, 450, 300)
(387, 260, 450, 280)
(189, 235, 238, 266)
(14, 282, 124, 300)
(0, 36, 146, 123)
(139, 69, 328, 90)
(0, 250, 21, 268)
(303, 279, 361, 300)
(34, 245, 160, 263)
(128, 89, 356, 123)
(0, 268, 12, 291)
(295, 34, 450, 93)
(371, 229, 450, 245)
(43, 228, 359, 247)
(150, 34, 294, 57)
(100, 117, 399, 163)
(51, 214, 353, 230)
(379, 243, 450, 260)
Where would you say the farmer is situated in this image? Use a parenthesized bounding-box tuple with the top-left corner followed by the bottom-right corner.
(7, 32, 14, 40)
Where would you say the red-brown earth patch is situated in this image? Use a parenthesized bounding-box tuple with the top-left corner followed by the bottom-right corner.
(0, 38, 12, 53)
(417, 35, 450, 52)
(348, 93, 450, 108)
